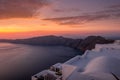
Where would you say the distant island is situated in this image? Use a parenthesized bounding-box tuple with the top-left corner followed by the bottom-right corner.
(0, 35, 114, 52)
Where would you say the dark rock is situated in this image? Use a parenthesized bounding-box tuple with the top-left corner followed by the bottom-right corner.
(77, 36, 114, 52)
(0, 35, 114, 52)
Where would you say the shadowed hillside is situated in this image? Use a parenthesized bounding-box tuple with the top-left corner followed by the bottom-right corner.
(0, 35, 114, 52)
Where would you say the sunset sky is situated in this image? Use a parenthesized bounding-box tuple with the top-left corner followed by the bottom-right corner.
(0, 0, 120, 39)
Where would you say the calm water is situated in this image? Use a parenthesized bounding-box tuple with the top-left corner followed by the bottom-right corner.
(0, 43, 81, 80)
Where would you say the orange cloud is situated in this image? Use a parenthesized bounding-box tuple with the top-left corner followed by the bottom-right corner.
(0, 0, 50, 19)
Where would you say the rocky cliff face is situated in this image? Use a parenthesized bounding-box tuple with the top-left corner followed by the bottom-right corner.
(76, 36, 114, 52)
(0, 35, 114, 52)
(63, 36, 114, 52)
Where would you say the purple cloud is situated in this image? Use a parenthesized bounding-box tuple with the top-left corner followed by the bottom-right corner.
(43, 5, 120, 25)
(53, 8, 81, 13)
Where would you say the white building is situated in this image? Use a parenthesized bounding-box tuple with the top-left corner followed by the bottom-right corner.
(32, 40, 120, 80)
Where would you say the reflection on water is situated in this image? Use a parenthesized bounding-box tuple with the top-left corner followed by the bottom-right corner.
(0, 43, 81, 80)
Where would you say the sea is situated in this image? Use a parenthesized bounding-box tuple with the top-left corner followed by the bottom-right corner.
(0, 42, 82, 80)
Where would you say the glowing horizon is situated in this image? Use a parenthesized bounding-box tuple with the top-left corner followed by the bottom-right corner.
(0, 0, 120, 39)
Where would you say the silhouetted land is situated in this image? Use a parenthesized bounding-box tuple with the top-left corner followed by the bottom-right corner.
(0, 35, 114, 52)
